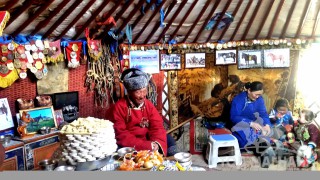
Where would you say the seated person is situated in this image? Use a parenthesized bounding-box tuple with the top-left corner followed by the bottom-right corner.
(108, 68, 176, 156)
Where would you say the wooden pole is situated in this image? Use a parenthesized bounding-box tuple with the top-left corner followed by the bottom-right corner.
(166, 115, 200, 134)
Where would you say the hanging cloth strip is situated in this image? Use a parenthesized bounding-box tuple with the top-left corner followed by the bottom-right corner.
(62, 40, 82, 68)
(0, 11, 10, 37)
(85, 28, 102, 61)
(45, 40, 64, 64)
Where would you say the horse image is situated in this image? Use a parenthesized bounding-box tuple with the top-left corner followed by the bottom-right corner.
(267, 53, 285, 65)
(218, 52, 236, 62)
(242, 53, 257, 65)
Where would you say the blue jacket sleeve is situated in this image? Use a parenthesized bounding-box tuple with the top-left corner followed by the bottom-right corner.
(230, 93, 252, 125)
(255, 97, 271, 126)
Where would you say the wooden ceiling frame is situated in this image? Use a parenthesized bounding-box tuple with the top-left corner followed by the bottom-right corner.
(254, 0, 275, 39)
(42, 0, 82, 40)
(55, 0, 96, 40)
(100, 0, 135, 39)
(192, 0, 221, 43)
(182, 0, 212, 43)
(229, 0, 253, 41)
(241, 0, 262, 40)
(131, 0, 157, 30)
(206, 0, 232, 42)
(295, 0, 312, 38)
(115, 0, 147, 34)
(218, 0, 243, 41)
(12, 0, 55, 37)
(280, 0, 297, 39)
(0, 0, 19, 11)
(133, 0, 167, 44)
(73, 0, 112, 40)
(5, 0, 35, 28)
(267, 0, 285, 39)
(155, 0, 188, 43)
(143, 0, 176, 44)
(312, 4, 320, 38)
(31, 0, 70, 36)
(170, 0, 198, 41)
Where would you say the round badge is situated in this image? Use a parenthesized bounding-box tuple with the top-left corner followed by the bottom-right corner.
(1, 56, 7, 62)
(43, 66, 48, 76)
(30, 66, 37, 73)
(32, 52, 39, 59)
(35, 70, 44, 79)
(31, 44, 38, 52)
(70, 51, 77, 59)
(13, 59, 21, 69)
(20, 53, 27, 59)
(52, 46, 57, 51)
(17, 46, 25, 54)
(90, 44, 96, 50)
(1, 45, 8, 53)
(8, 43, 15, 51)
(41, 58, 47, 63)
(20, 62, 27, 70)
(7, 53, 14, 60)
(38, 52, 44, 59)
(19, 71, 27, 79)
(35, 40, 44, 48)
(0, 64, 9, 74)
(35, 61, 43, 70)
(72, 44, 79, 51)
(71, 58, 78, 64)
(7, 62, 14, 70)
(24, 44, 31, 51)
(26, 62, 32, 69)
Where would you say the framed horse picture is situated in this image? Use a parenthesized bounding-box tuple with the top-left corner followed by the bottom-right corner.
(215, 49, 237, 65)
(237, 50, 263, 69)
(263, 48, 290, 68)
(185, 53, 206, 68)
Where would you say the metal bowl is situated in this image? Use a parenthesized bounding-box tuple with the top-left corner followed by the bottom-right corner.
(117, 147, 135, 157)
(54, 165, 75, 171)
(0, 135, 12, 145)
(38, 159, 58, 171)
(174, 152, 192, 163)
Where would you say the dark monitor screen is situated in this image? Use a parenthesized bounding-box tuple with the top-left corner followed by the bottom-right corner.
(53, 91, 79, 111)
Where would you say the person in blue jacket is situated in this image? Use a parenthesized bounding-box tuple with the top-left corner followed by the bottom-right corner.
(230, 81, 275, 168)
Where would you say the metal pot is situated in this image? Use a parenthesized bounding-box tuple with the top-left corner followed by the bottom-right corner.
(38, 159, 58, 171)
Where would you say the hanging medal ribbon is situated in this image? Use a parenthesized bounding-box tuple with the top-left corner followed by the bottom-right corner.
(46, 40, 63, 64)
(65, 41, 82, 68)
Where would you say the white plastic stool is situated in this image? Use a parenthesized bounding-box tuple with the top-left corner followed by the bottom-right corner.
(206, 134, 242, 168)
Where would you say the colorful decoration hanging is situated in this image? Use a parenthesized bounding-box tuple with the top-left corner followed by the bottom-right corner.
(85, 28, 102, 61)
(64, 41, 82, 68)
(0, 11, 10, 37)
(45, 40, 64, 64)
(205, 12, 234, 30)
(0, 41, 19, 88)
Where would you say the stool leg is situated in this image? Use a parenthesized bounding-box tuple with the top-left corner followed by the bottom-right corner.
(234, 143, 242, 166)
(208, 146, 219, 168)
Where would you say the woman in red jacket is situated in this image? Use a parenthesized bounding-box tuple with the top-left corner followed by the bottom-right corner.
(109, 68, 174, 156)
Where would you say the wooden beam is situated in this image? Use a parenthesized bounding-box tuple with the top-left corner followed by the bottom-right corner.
(5, 0, 35, 28)
(241, 0, 262, 40)
(115, 0, 147, 33)
(0, 0, 19, 11)
(295, 0, 312, 38)
(280, 0, 297, 38)
(133, 0, 167, 44)
(267, 0, 285, 39)
(42, 0, 82, 39)
(167, 0, 199, 41)
(206, 0, 232, 42)
(218, 0, 243, 41)
(143, 0, 176, 44)
(229, 0, 253, 41)
(131, 0, 157, 30)
(100, 0, 135, 39)
(55, 0, 96, 40)
(312, 3, 320, 38)
(72, 0, 112, 40)
(12, 0, 55, 37)
(193, 0, 221, 43)
(155, 0, 188, 43)
(31, 0, 69, 36)
(254, 0, 275, 39)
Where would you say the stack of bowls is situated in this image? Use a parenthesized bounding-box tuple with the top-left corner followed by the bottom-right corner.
(174, 152, 192, 169)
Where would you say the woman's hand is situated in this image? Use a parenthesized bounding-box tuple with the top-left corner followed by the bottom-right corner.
(250, 122, 263, 131)
(151, 142, 159, 151)
(262, 124, 271, 136)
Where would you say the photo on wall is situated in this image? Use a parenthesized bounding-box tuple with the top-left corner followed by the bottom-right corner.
(185, 53, 206, 68)
(0, 98, 14, 131)
(129, 49, 160, 74)
(215, 49, 237, 65)
(237, 50, 263, 69)
(263, 48, 290, 68)
(160, 53, 181, 70)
